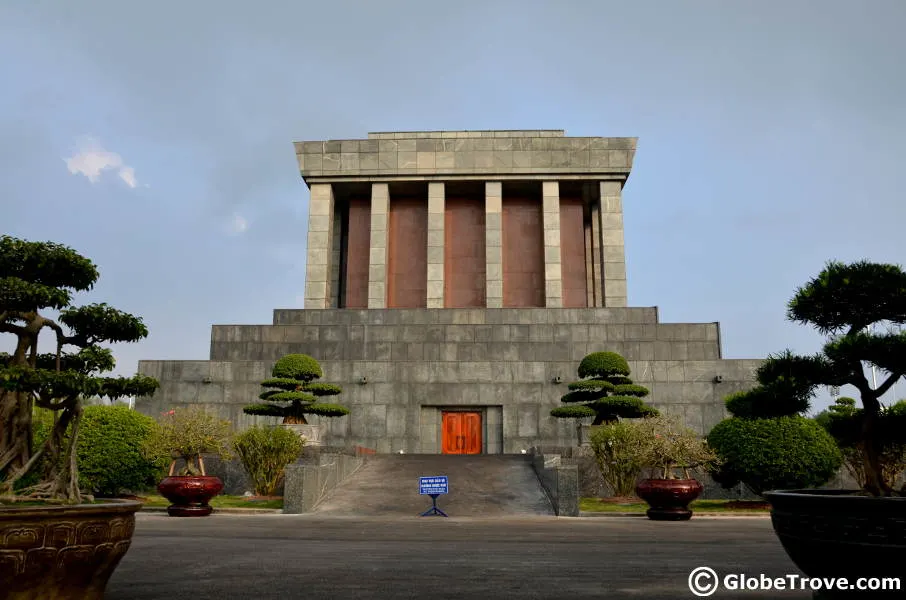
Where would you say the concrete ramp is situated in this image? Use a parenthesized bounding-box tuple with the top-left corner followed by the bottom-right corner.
(310, 455, 554, 517)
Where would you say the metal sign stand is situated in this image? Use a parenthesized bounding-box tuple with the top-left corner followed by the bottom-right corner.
(418, 475, 449, 517)
(420, 493, 448, 517)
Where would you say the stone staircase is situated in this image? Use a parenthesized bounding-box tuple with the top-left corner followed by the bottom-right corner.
(310, 454, 554, 517)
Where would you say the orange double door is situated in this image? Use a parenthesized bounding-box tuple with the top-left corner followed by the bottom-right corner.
(441, 411, 482, 454)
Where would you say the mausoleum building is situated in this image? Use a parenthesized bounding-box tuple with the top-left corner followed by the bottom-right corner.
(137, 130, 761, 453)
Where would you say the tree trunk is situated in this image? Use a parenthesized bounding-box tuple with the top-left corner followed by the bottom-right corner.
(861, 408, 891, 496)
(0, 392, 31, 478)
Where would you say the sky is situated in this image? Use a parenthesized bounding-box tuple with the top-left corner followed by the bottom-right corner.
(2, 0, 904, 413)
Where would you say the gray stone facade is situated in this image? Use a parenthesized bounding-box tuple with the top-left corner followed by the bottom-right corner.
(136, 307, 760, 452)
(136, 129, 762, 454)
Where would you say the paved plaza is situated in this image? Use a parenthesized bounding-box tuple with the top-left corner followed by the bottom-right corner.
(107, 513, 812, 600)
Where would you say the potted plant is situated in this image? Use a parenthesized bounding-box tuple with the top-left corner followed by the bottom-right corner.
(0, 235, 159, 599)
(243, 353, 349, 446)
(634, 415, 719, 521)
(550, 351, 658, 445)
(145, 407, 233, 516)
(753, 260, 906, 590)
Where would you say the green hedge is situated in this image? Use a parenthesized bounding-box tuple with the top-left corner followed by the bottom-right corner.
(19, 404, 166, 496)
(707, 415, 842, 495)
(77, 405, 167, 496)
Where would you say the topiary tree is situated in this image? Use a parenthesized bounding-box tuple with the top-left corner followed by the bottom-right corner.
(0, 235, 159, 502)
(242, 353, 349, 423)
(550, 351, 658, 425)
(745, 260, 906, 496)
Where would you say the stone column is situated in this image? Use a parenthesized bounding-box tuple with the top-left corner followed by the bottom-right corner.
(588, 187, 604, 308)
(368, 183, 389, 309)
(304, 184, 335, 310)
(599, 181, 627, 307)
(328, 208, 342, 308)
(427, 183, 445, 308)
(485, 182, 503, 308)
(542, 181, 562, 308)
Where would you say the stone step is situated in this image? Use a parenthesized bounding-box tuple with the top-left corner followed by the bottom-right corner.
(311, 454, 555, 517)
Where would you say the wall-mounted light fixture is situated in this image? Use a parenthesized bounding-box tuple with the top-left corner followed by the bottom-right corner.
(202, 377, 213, 384)
(359, 376, 368, 385)
(552, 375, 563, 384)
(713, 375, 723, 384)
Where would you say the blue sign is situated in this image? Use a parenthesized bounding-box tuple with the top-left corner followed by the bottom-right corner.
(419, 476, 448, 495)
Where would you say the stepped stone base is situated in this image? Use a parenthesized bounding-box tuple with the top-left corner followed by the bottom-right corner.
(136, 307, 760, 453)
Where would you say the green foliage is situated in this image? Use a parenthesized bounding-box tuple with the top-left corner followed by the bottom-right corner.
(233, 426, 304, 496)
(741, 260, 906, 495)
(0, 235, 98, 294)
(589, 420, 650, 497)
(243, 354, 348, 423)
(271, 354, 322, 382)
(77, 405, 168, 496)
(567, 379, 615, 392)
(0, 235, 158, 502)
(59, 303, 149, 344)
(242, 403, 287, 417)
(707, 416, 843, 496)
(787, 260, 906, 334)
(144, 407, 233, 476)
(724, 381, 811, 419)
(259, 390, 317, 403)
(552, 351, 657, 425)
(612, 384, 649, 397)
(550, 405, 597, 419)
(578, 351, 630, 379)
(305, 382, 342, 396)
(818, 398, 906, 490)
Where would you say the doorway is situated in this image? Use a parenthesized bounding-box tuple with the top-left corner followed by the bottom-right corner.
(441, 411, 482, 454)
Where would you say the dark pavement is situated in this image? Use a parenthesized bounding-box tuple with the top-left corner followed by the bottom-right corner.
(312, 455, 554, 516)
(106, 513, 814, 600)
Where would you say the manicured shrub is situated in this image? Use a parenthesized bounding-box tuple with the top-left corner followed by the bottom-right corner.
(589, 420, 649, 497)
(77, 405, 168, 496)
(234, 426, 305, 496)
(707, 416, 843, 495)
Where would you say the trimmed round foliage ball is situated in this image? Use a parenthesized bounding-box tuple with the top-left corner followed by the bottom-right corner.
(272, 354, 323, 382)
(578, 351, 630, 379)
(707, 416, 843, 496)
(77, 405, 168, 496)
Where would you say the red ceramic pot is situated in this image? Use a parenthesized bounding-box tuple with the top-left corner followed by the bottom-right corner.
(635, 478, 703, 521)
(157, 476, 224, 517)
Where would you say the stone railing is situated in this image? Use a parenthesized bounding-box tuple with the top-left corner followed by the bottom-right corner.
(283, 453, 367, 514)
(529, 448, 579, 517)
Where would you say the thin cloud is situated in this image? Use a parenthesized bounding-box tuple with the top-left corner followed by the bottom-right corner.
(227, 213, 249, 234)
(64, 136, 139, 188)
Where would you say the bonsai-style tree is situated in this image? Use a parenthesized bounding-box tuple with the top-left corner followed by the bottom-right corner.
(738, 260, 906, 496)
(551, 351, 658, 425)
(0, 236, 158, 502)
(144, 407, 234, 476)
(242, 353, 349, 423)
(816, 397, 906, 491)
